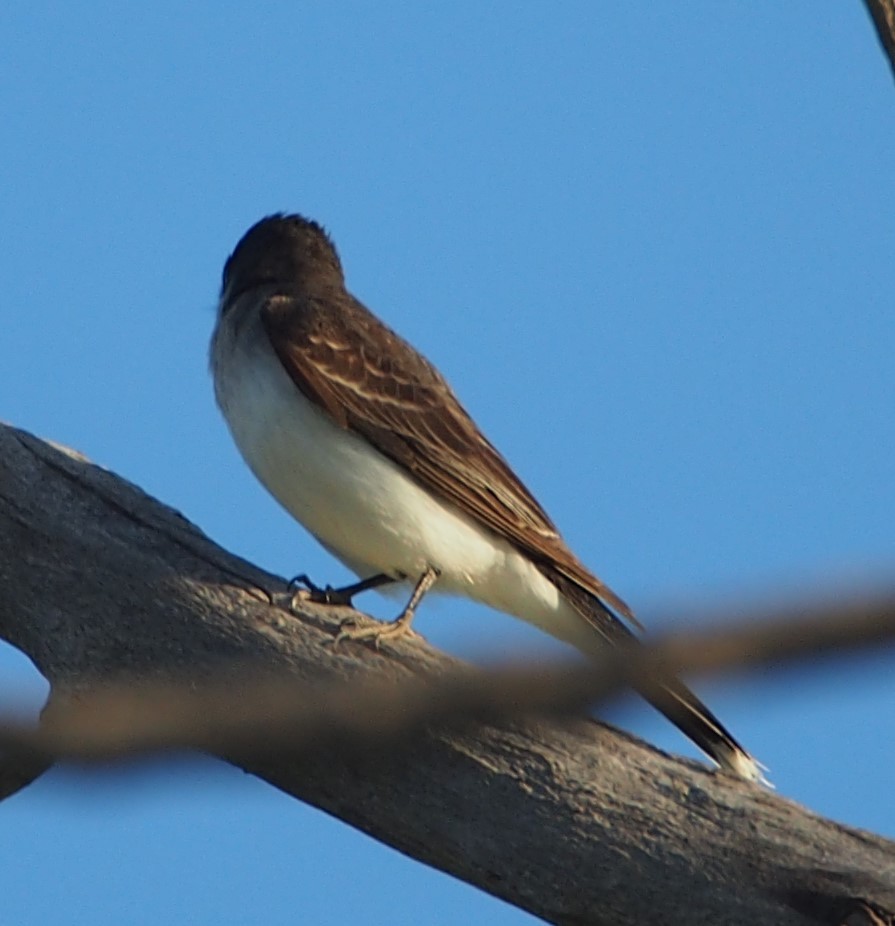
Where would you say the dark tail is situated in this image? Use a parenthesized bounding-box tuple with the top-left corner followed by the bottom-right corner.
(547, 569, 767, 783)
(638, 674, 765, 782)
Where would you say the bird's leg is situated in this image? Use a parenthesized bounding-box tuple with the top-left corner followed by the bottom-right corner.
(334, 565, 440, 648)
(289, 572, 397, 610)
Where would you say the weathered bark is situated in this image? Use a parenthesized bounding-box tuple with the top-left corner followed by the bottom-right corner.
(865, 0, 895, 82)
(1, 421, 893, 926)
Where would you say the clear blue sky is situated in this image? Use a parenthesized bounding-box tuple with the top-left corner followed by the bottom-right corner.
(1, 4, 893, 923)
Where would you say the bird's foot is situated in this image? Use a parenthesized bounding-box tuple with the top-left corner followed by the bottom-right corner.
(288, 573, 396, 611)
(333, 566, 438, 649)
(288, 574, 353, 609)
(333, 609, 417, 651)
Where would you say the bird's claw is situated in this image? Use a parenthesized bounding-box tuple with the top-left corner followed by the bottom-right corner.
(288, 574, 354, 608)
(332, 612, 415, 650)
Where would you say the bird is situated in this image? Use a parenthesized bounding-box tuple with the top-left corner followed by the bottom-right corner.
(209, 212, 763, 782)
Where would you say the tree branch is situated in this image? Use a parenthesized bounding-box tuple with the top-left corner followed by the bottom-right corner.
(864, 0, 895, 83)
(1, 421, 893, 926)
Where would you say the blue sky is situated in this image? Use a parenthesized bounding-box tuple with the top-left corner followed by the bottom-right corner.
(1, 3, 893, 923)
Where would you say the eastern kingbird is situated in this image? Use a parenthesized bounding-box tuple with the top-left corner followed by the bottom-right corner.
(210, 213, 763, 782)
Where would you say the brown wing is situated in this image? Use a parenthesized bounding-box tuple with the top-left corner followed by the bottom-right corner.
(262, 290, 638, 630)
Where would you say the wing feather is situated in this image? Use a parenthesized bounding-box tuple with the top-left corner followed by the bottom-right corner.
(262, 291, 638, 628)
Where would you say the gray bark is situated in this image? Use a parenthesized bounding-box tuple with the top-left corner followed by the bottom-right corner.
(1, 421, 893, 926)
(864, 0, 895, 83)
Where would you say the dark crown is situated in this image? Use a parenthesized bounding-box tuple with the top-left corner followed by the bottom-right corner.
(221, 213, 343, 297)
